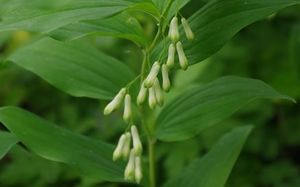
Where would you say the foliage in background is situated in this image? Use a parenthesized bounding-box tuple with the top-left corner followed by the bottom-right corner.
(0, 0, 299, 187)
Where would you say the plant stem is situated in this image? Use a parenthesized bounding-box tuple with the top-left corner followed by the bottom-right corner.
(148, 137, 156, 187)
(161, 0, 174, 33)
(149, 27, 162, 52)
(140, 50, 156, 187)
(141, 49, 148, 81)
(140, 109, 156, 187)
(148, 0, 174, 54)
(140, 3, 177, 184)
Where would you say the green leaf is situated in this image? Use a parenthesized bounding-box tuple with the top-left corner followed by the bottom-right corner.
(8, 37, 135, 100)
(186, 0, 300, 64)
(127, 1, 160, 19)
(0, 131, 18, 159)
(0, 0, 145, 33)
(166, 0, 191, 21)
(150, 0, 191, 37)
(151, 0, 190, 19)
(156, 76, 294, 141)
(49, 13, 149, 46)
(152, 0, 300, 64)
(0, 106, 124, 181)
(164, 126, 252, 187)
(151, 0, 167, 13)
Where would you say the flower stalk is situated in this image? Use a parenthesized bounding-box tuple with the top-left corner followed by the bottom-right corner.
(104, 5, 195, 185)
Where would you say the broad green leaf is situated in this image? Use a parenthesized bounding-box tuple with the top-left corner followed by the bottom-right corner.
(160, 0, 192, 32)
(0, 106, 124, 181)
(151, 0, 190, 14)
(49, 13, 149, 46)
(0, 0, 57, 15)
(151, 0, 190, 22)
(0, 0, 146, 33)
(8, 37, 135, 100)
(152, 0, 300, 64)
(0, 131, 18, 159)
(156, 76, 294, 141)
(150, 0, 191, 41)
(165, 0, 191, 21)
(164, 126, 252, 187)
(186, 0, 300, 64)
(151, 0, 167, 13)
(127, 1, 160, 19)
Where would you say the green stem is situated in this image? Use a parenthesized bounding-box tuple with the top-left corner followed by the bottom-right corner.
(140, 50, 156, 187)
(139, 107, 156, 187)
(148, 0, 174, 54)
(149, 27, 162, 52)
(141, 49, 148, 82)
(148, 138, 156, 187)
(161, 0, 174, 20)
(161, 0, 174, 33)
(139, 3, 177, 184)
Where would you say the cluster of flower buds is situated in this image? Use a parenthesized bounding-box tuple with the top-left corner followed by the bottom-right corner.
(103, 89, 143, 183)
(136, 16, 194, 109)
(137, 61, 171, 109)
(103, 14, 194, 185)
(112, 125, 143, 183)
(167, 16, 194, 70)
(104, 88, 133, 124)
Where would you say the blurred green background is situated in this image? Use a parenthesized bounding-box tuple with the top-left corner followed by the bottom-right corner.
(0, 1, 300, 187)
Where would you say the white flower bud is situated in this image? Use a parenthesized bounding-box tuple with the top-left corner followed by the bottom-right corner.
(144, 61, 160, 88)
(131, 125, 143, 156)
(162, 64, 171, 92)
(181, 17, 194, 40)
(104, 88, 126, 115)
(124, 149, 135, 181)
(123, 94, 132, 123)
(148, 87, 157, 109)
(154, 78, 164, 106)
(112, 134, 126, 161)
(176, 42, 189, 70)
(122, 132, 131, 160)
(168, 17, 180, 43)
(135, 156, 143, 184)
(137, 84, 147, 105)
(166, 43, 176, 68)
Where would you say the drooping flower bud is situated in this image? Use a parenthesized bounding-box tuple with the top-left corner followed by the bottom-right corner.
(144, 61, 160, 88)
(113, 134, 126, 161)
(122, 132, 131, 160)
(135, 156, 143, 184)
(168, 17, 180, 43)
(181, 17, 194, 40)
(154, 78, 164, 106)
(162, 64, 171, 92)
(176, 42, 189, 70)
(137, 83, 147, 105)
(123, 94, 132, 123)
(104, 88, 126, 115)
(124, 149, 135, 181)
(148, 87, 157, 109)
(166, 43, 176, 68)
(131, 125, 143, 156)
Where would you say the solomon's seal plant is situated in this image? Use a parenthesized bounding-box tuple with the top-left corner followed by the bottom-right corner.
(104, 12, 196, 183)
(0, 0, 298, 187)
